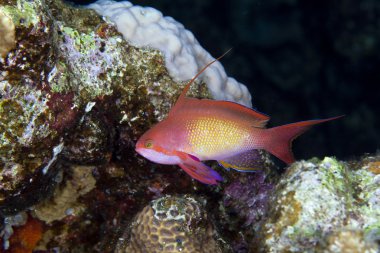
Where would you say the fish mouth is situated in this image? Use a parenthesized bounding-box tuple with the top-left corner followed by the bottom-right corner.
(135, 147, 149, 160)
(135, 146, 143, 155)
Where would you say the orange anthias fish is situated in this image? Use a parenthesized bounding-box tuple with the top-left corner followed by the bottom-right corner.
(135, 56, 341, 185)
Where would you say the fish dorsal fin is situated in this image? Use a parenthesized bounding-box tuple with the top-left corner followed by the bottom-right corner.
(205, 100, 269, 128)
(170, 49, 232, 116)
(170, 97, 270, 128)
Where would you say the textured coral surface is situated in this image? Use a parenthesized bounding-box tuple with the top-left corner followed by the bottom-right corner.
(117, 195, 226, 253)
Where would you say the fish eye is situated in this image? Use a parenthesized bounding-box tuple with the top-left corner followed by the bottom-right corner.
(145, 139, 154, 148)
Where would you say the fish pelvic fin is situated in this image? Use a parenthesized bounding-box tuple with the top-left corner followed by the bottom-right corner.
(218, 150, 264, 172)
(170, 49, 232, 115)
(262, 116, 343, 164)
(176, 151, 223, 185)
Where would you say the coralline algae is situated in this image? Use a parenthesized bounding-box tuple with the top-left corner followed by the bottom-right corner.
(223, 171, 274, 227)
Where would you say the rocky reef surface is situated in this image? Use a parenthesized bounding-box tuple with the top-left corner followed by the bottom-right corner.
(0, 0, 379, 252)
(260, 157, 380, 252)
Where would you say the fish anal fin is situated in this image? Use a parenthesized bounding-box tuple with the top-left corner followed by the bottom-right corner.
(218, 150, 264, 172)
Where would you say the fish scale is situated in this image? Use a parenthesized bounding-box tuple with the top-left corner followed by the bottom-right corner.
(186, 116, 251, 159)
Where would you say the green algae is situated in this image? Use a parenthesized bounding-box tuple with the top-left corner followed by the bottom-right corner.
(351, 160, 380, 239)
(0, 0, 40, 27)
(61, 26, 98, 51)
(320, 157, 351, 192)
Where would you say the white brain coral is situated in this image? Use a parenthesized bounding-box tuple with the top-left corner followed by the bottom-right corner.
(88, 0, 252, 107)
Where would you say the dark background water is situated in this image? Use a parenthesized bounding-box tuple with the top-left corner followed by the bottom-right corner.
(68, 0, 379, 161)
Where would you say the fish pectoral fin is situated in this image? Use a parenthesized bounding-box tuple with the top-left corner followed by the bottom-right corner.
(218, 150, 264, 172)
(175, 151, 222, 185)
(178, 163, 222, 185)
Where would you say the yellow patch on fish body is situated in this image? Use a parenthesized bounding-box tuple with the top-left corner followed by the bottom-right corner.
(186, 116, 251, 159)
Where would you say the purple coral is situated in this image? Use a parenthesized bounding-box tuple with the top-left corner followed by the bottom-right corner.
(223, 171, 274, 227)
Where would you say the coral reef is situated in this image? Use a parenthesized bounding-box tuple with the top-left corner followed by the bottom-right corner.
(260, 156, 380, 252)
(88, 0, 251, 106)
(0, 0, 379, 252)
(0, 0, 211, 216)
(0, 0, 246, 250)
(116, 195, 230, 253)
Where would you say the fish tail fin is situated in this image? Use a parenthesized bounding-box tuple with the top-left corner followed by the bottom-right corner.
(262, 116, 343, 164)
